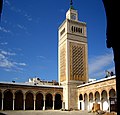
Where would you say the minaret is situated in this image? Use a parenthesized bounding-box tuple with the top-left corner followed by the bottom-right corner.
(58, 0, 88, 110)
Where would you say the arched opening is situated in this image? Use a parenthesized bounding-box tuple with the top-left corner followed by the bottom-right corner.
(101, 90, 108, 111)
(25, 92, 34, 110)
(55, 94, 62, 110)
(15, 90, 23, 110)
(89, 92, 93, 110)
(79, 94, 83, 110)
(95, 91, 100, 102)
(0, 91, 2, 110)
(109, 89, 117, 112)
(36, 93, 43, 110)
(84, 93, 88, 110)
(45, 93, 53, 110)
(79, 94, 83, 100)
(3, 90, 13, 110)
(109, 89, 116, 98)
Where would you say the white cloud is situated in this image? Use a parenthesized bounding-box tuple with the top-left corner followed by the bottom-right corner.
(1, 50, 16, 56)
(0, 53, 14, 68)
(0, 50, 26, 72)
(89, 53, 114, 74)
(37, 56, 46, 59)
(5, 0, 32, 22)
(13, 62, 26, 66)
(1, 42, 8, 45)
(0, 26, 11, 33)
(17, 24, 26, 30)
(88, 52, 114, 79)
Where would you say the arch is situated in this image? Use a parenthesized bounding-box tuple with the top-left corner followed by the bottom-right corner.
(0, 91, 2, 110)
(95, 91, 100, 102)
(89, 92, 94, 111)
(84, 93, 88, 110)
(3, 90, 13, 110)
(89, 92, 93, 101)
(101, 90, 107, 100)
(25, 92, 34, 110)
(45, 93, 53, 110)
(54, 92, 63, 99)
(79, 94, 83, 100)
(109, 89, 116, 98)
(36, 93, 43, 110)
(55, 93, 62, 110)
(101, 90, 108, 111)
(15, 90, 23, 110)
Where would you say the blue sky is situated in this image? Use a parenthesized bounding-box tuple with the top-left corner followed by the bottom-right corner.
(0, 0, 114, 83)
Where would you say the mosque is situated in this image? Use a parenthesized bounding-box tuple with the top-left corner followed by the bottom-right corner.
(0, 1, 116, 112)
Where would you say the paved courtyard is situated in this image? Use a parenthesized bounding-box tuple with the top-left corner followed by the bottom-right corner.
(0, 110, 96, 115)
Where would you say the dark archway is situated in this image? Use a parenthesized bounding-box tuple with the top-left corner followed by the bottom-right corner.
(3, 90, 13, 110)
(36, 93, 43, 110)
(89, 92, 93, 101)
(95, 91, 100, 102)
(45, 93, 53, 110)
(0, 91, 2, 110)
(25, 92, 34, 110)
(109, 89, 116, 98)
(79, 94, 83, 100)
(15, 90, 23, 110)
(55, 94, 62, 110)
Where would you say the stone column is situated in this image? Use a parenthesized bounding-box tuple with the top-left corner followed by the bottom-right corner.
(23, 95, 26, 110)
(1, 93, 4, 110)
(53, 101, 55, 110)
(43, 95, 45, 110)
(107, 97, 110, 112)
(87, 98, 90, 111)
(34, 96, 36, 110)
(13, 94, 15, 110)
(52, 95, 55, 110)
(100, 94, 102, 110)
(13, 99, 14, 110)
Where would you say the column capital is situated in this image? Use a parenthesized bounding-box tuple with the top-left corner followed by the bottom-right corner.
(34, 95, 36, 100)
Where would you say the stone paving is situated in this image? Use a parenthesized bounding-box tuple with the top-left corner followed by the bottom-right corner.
(0, 110, 96, 115)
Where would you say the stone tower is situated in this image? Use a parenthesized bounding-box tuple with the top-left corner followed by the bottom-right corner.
(58, 1, 88, 110)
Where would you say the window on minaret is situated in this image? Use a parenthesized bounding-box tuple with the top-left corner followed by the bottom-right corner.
(71, 26, 83, 33)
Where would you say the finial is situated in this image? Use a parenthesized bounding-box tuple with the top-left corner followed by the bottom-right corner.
(70, 0, 74, 9)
